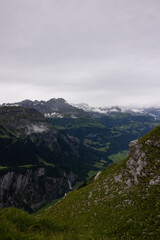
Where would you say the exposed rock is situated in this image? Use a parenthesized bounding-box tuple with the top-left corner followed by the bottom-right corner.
(88, 192, 92, 199)
(126, 140, 147, 184)
(125, 178, 132, 187)
(114, 173, 122, 182)
(145, 139, 152, 146)
(94, 171, 101, 180)
(0, 168, 75, 212)
(149, 176, 160, 185)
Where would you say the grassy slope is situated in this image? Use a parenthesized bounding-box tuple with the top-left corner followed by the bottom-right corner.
(43, 126, 160, 239)
(0, 126, 160, 240)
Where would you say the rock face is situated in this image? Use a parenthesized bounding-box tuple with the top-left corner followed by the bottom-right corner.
(126, 140, 147, 184)
(0, 167, 75, 212)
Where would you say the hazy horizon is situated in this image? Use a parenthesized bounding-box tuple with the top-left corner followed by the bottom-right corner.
(0, 0, 160, 106)
(1, 96, 160, 109)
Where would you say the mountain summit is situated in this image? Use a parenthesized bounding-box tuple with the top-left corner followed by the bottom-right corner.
(2, 98, 89, 118)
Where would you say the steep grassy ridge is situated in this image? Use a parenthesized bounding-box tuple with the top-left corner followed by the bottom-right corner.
(43, 126, 160, 239)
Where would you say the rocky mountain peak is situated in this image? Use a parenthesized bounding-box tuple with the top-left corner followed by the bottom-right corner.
(47, 98, 66, 104)
(1, 98, 89, 118)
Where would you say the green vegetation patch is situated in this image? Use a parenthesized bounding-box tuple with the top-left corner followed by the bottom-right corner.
(0, 208, 96, 240)
(38, 157, 55, 167)
(34, 199, 60, 216)
(84, 139, 110, 152)
(87, 170, 99, 180)
(49, 118, 105, 130)
(108, 150, 129, 163)
(94, 159, 107, 169)
(0, 166, 8, 170)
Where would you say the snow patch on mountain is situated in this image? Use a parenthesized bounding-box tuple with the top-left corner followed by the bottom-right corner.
(44, 113, 63, 118)
(72, 103, 121, 114)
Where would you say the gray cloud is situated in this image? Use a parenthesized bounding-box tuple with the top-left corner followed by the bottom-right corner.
(0, 0, 160, 106)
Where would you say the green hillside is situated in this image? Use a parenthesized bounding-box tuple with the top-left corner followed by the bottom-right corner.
(0, 107, 99, 212)
(48, 113, 159, 174)
(43, 124, 160, 239)
(0, 126, 160, 239)
(0, 107, 98, 181)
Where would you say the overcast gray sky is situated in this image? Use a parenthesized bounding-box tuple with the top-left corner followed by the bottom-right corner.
(0, 0, 160, 107)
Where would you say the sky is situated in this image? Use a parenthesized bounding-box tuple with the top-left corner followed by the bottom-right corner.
(0, 0, 160, 107)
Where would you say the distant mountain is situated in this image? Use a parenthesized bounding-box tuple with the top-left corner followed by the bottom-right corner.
(72, 103, 122, 115)
(73, 103, 160, 120)
(3, 98, 160, 120)
(2, 98, 90, 118)
(0, 106, 98, 212)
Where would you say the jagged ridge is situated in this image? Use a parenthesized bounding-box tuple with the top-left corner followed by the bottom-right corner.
(2, 98, 89, 118)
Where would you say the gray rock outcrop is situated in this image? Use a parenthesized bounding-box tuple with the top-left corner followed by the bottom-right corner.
(0, 167, 75, 212)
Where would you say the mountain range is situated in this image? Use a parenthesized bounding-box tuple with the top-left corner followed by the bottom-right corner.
(0, 98, 159, 213)
(2, 98, 89, 118)
(2, 98, 160, 119)
(73, 102, 160, 120)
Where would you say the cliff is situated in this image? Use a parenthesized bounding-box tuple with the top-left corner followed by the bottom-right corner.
(0, 167, 75, 212)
